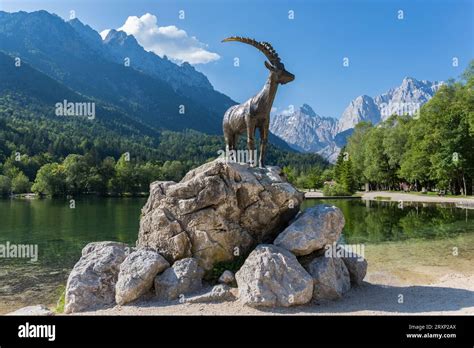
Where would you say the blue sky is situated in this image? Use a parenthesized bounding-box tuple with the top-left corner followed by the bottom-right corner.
(2, 0, 473, 118)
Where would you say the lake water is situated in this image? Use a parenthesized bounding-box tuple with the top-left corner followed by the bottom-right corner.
(0, 197, 472, 313)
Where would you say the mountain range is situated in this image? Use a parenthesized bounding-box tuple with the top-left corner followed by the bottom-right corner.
(0, 10, 233, 134)
(270, 77, 444, 162)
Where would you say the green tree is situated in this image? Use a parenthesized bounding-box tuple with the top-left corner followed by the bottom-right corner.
(86, 157, 116, 195)
(282, 165, 297, 184)
(11, 171, 31, 194)
(137, 162, 162, 191)
(320, 168, 335, 182)
(0, 175, 12, 196)
(63, 154, 89, 195)
(399, 70, 474, 194)
(334, 148, 357, 194)
(109, 154, 137, 194)
(334, 148, 345, 182)
(2, 157, 20, 179)
(341, 156, 357, 193)
(346, 122, 372, 187)
(307, 167, 323, 189)
(382, 115, 411, 173)
(31, 163, 67, 197)
(363, 127, 394, 189)
(161, 161, 186, 182)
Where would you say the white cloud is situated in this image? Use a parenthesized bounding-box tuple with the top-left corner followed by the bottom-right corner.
(271, 105, 296, 116)
(104, 13, 220, 65)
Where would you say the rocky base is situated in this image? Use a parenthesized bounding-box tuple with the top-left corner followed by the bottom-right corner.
(137, 158, 303, 271)
(7, 305, 54, 316)
(61, 159, 367, 313)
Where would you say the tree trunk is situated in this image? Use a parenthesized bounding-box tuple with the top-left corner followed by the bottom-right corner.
(462, 174, 467, 197)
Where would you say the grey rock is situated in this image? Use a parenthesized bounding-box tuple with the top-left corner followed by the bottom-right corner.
(155, 258, 205, 301)
(274, 204, 345, 256)
(115, 249, 170, 305)
(138, 159, 303, 270)
(235, 245, 313, 307)
(64, 242, 130, 313)
(185, 284, 236, 304)
(305, 255, 351, 301)
(218, 270, 235, 285)
(338, 245, 368, 285)
(7, 305, 53, 316)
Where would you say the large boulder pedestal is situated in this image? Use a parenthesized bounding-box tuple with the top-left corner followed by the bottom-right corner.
(62, 159, 368, 313)
(137, 159, 303, 271)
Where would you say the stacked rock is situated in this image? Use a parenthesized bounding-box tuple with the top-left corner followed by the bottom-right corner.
(236, 205, 367, 307)
(63, 159, 367, 313)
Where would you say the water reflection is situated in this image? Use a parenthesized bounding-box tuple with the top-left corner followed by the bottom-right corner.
(302, 199, 474, 244)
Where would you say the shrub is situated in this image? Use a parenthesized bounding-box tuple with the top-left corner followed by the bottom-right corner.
(207, 254, 247, 283)
(11, 172, 31, 194)
(322, 182, 351, 196)
(54, 284, 66, 313)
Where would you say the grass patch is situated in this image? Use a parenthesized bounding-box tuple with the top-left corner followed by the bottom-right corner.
(207, 254, 247, 283)
(374, 196, 392, 201)
(54, 284, 66, 314)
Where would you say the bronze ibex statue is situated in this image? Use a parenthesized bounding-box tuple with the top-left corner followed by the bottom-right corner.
(222, 37, 295, 167)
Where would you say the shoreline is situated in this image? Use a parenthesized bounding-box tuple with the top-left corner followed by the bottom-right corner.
(8, 191, 474, 204)
(305, 190, 474, 205)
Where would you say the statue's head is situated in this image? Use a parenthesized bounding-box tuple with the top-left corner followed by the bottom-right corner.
(222, 36, 295, 85)
(264, 61, 294, 85)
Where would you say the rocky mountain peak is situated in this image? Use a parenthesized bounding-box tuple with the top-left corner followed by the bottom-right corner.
(65, 17, 216, 92)
(68, 17, 103, 47)
(270, 104, 337, 154)
(300, 103, 317, 117)
(103, 29, 137, 46)
(271, 76, 443, 163)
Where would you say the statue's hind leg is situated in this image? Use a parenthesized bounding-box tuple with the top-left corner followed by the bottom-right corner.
(224, 129, 233, 162)
(229, 133, 238, 162)
(246, 124, 256, 167)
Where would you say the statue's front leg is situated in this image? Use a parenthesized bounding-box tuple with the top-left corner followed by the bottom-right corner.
(258, 124, 268, 168)
(246, 124, 256, 167)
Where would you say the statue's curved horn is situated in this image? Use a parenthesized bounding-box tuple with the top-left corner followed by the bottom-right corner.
(222, 36, 281, 64)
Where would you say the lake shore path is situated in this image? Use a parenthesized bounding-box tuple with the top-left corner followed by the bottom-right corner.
(305, 190, 474, 205)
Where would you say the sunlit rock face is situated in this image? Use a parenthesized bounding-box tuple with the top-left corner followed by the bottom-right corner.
(137, 158, 303, 271)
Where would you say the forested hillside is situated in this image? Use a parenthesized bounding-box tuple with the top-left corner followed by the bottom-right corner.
(342, 63, 474, 195)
